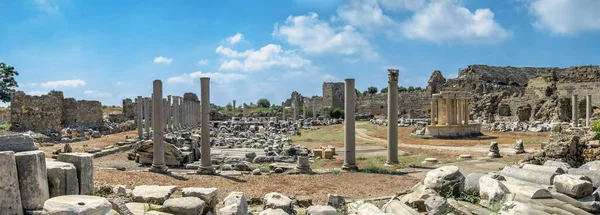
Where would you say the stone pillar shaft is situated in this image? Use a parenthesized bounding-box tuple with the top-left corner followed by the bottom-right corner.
(136, 96, 143, 139)
(587, 95, 592, 127)
(144, 97, 151, 139)
(464, 99, 469, 124)
(293, 101, 297, 121)
(313, 102, 316, 118)
(457, 99, 463, 125)
(445, 98, 451, 126)
(167, 96, 172, 130)
(430, 98, 436, 126)
(572, 94, 578, 127)
(342, 78, 357, 170)
(386, 69, 399, 165)
(151, 80, 167, 173)
(198, 77, 214, 174)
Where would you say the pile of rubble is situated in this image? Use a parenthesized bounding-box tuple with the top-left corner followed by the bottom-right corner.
(482, 121, 552, 132)
(520, 123, 595, 167)
(370, 118, 429, 127)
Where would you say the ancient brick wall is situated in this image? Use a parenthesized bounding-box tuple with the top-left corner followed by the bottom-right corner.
(75, 100, 103, 128)
(10, 91, 63, 132)
(356, 90, 430, 118)
(61, 98, 77, 126)
(322, 82, 344, 109)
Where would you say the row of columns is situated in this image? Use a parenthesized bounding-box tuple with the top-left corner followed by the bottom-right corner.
(571, 94, 593, 128)
(430, 92, 469, 126)
(136, 95, 202, 140)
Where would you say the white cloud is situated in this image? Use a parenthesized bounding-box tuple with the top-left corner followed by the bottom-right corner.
(400, 0, 510, 44)
(84, 90, 111, 98)
(337, 0, 395, 32)
(198, 59, 209, 65)
(34, 0, 60, 15)
(41, 79, 86, 88)
(153, 56, 173, 64)
(28, 91, 46, 96)
(227, 33, 244, 44)
(116, 82, 130, 86)
(167, 71, 247, 85)
(217, 44, 311, 72)
(527, 0, 600, 35)
(273, 12, 378, 58)
(322, 74, 338, 82)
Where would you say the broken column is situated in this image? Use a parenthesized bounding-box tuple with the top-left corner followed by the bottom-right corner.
(587, 95, 592, 127)
(150, 80, 168, 173)
(0, 151, 24, 215)
(342, 78, 358, 171)
(46, 159, 79, 197)
(144, 97, 151, 139)
(313, 102, 316, 118)
(198, 77, 215, 175)
(15, 151, 49, 211)
(293, 100, 297, 121)
(386, 69, 399, 165)
(282, 102, 286, 121)
(57, 153, 94, 195)
(572, 94, 578, 127)
(136, 96, 143, 139)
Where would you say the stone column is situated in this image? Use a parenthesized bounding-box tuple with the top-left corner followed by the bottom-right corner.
(293, 101, 297, 121)
(172, 97, 178, 130)
(167, 96, 172, 131)
(15, 151, 49, 210)
(0, 151, 23, 215)
(198, 77, 215, 175)
(437, 98, 445, 126)
(144, 97, 151, 139)
(464, 99, 469, 124)
(303, 102, 307, 119)
(163, 98, 168, 131)
(572, 94, 578, 127)
(150, 80, 168, 173)
(445, 98, 451, 126)
(136, 96, 143, 139)
(430, 96, 436, 126)
(386, 69, 399, 165)
(457, 99, 463, 125)
(282, 102, 286, 121)
(342, 78, 358, 171)
(313, 102, 316, 118)
(232, 100, 236, 117)
(587, 95, 592, 127)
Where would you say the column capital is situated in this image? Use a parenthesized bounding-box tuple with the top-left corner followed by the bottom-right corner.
(387, 69, 399, 81)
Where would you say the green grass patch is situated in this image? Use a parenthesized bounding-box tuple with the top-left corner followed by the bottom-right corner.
(92, 185, 113, 197)
(356, 123, 384, 131)
(292, 126, 344, 143)
(523, 140, 538, 145)
(0, 122, 10, 130)
(310, 159, 333, 169)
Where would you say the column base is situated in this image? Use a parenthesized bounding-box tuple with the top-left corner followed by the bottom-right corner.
(384, 161, 399, 166)
(149, 165, 170, 174)
(341, 164, 358, 171)
(197, 166, 216, 175)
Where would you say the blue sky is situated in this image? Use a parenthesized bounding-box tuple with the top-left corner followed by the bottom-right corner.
(1, 0, 599, 106)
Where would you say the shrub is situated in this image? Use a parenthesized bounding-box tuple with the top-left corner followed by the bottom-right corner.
(593, 120, 600, 140)
(257, 98, 270, 108)
(330, 108, 344, 119)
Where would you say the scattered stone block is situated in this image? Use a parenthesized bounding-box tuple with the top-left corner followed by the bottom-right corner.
(522, 164, 565, 174)
(382, 199, 419, 215)
(132, 185, 177, 204)
(357, 202, 385, 214)
(567, 168, 600, 188)
(0, 134, 38, 152)
(423, 158, 439, 164)
(500, 166, 556, 185)
(326, 194, 345, 209)
(554, 174, 594, 198)
(0, 151, 24, 215)
(461, 173, 486, 195)
(423, 166, 464, 196)
(125, 202, 166, 215)
(323, 149, 334, 159)
(259, 208, 289, 215)
(43, 195, 112, 215)
(46, 159, 79, 197)
(57, 153, 94, 195)
(219, 192, 248, 215)
(161, 197, 205, 215)
(446, 199, 492, 215)
(478, 176, 509, 207)
(457, 154, 472, 160)
(182, 187, 218, 212)
(306, 205, 337, 215)
(543, 160, 572, 171)
(425, 195, 452, 215)
(312, 149, 323, 159)
(264, 192, 294, 214)
(15, 150, 49, 210)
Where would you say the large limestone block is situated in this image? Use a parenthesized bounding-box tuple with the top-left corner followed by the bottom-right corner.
(423, 166, 464, 196)
(259, 208, 289, 215)
(125, 202, 168, 215)
(57, 153, 94, 195)
(357, 202, 390, 215)
(219, 192, 248, 215)
(461, 173, 486, 195)
(478, 176, 509, 207)
(398, 183, 436, 212)
(132, 185, 177, 204)
(264, 192, 294, 214)
(553, 174, 594, 198)
(424, 196, 452, 215)
(0, 151, 24, 215)
(46, 159, 79, 197)
(15, 150, 49, 210)
(446, 198, 492, 215)
(568, 168, 600, 188)
(0, 134, 38, 152)
(43, 195, 112, 215)
(381, 199, 419, 215)
(161, 197, 206, 215)
(522, 164, 565, 174)
(306, 205, 338, 215)
(543, 160, 571, 170)
(499, 177, 552, 199)
(500, 166, 556, 185)
(181, 187, 218, 211)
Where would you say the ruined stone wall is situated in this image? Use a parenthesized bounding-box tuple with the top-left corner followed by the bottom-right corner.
(122, 98, 135, 120)
(75, 100, 103, 128)
(10, 91, 63, 132)
(61, 98, 77, 126)
(356, 90, 430, 117)
(322, 82, 344, 109)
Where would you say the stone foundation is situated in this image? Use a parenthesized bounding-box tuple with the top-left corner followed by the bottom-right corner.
(424, 124, 482, 138)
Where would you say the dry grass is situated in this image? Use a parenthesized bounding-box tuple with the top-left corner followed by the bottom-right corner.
(95, 171, 420, 204)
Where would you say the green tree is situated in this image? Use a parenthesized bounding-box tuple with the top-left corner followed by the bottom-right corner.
(0, 62, 19, 102)
(380, 87, 388, 93)
(355, 89, 361, 96)
(415, 86, 423, 91)
(367, 86, 378, 94)
(225, 103, 232, 111)
(398, 86, 407, 92)
(330, 108, 344, 119)
(257, 98, 270, 108)
(407, 86, 415, 92)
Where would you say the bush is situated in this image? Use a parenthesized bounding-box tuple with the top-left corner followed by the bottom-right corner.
(367, 86, 378, 94)
(593, 120, 600, 140)
(257, 98, 270, 108)
(330, 108, 344, 119)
